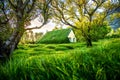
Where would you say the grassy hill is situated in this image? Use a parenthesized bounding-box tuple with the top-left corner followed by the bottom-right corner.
(0, 38, 120, 80)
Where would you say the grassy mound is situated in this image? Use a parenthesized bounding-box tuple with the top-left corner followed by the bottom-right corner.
(37, 29, 71, 44)
(0, 38, 120, 80)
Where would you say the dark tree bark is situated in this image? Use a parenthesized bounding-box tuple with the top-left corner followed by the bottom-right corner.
(0, 19, 25, 58)
(0, 0, 51, 58)
(85, 35, 92, 47)
(0, 0, 35, 58)
(0, 31, 24, 57)
(82, 31, 92, 47)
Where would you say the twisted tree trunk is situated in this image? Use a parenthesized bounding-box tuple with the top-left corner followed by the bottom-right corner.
(0, 29, 24, 58)
(0, 14, 25, 58)
(0, 0, 50, 59)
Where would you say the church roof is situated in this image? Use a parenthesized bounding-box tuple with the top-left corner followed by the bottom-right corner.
(38, 29, 72, 43)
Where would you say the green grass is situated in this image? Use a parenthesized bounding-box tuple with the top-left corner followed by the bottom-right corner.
(37, 29, 71, 43)
(0, 38, 120, 80)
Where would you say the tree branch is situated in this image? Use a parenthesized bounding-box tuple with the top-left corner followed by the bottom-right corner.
(26, 0, 52, 30)
(84, 0, 106, 22)
(27, 0, 36, 14)
(23, 0, 30, 9)
(0, 0, 9, 24)
(8, 0, 17, 9)
(51, 0, 79, 29)
(25, 22, 45, 30)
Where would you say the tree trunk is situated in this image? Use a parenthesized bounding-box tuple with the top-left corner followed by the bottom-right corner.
(81, 30, 92, 47)
(0, 0, 38, 60)
(0, 10, 25, 58)
(85, 34, 92, 47)
(86, 37, 92, 47)
(0, 30, 24, 58)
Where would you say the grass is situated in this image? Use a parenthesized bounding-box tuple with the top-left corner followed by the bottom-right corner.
(0, 38, 120, 80)
(37, 29, 71, 43)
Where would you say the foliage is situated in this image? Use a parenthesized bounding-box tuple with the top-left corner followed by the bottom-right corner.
(90, 25, 111, 41)
(0, 0, 13, 46)
(37, 29, 71, 43)
(106, 28, 120, 38)
(0, 0, 52, 57)
(108, 11, 120, 30)
(74, 21, 111, 42)
(73, 29, 84, 42)
(0, 24, 13, 44)
(51, 0, 120, 46)
(0, 38, 120, 80)
(20, 31, 43, 44)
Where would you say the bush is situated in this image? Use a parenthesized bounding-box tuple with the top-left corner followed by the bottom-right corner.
(90, 25, 111, 41)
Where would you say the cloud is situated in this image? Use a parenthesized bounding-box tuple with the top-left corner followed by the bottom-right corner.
(27, 17, 68, 34)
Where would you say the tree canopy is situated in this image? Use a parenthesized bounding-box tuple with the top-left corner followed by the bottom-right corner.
(0, 0, 52, 57)
(51, 0, 120, 46)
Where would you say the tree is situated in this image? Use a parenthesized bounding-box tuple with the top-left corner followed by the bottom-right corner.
(51, 0, 120, 47)
(0, 0, 52, 58)
(0, 0, 13, 55)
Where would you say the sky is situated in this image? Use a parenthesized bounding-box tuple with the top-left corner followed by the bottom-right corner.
(27, 0, 120, 33)
(27, 17, 68, 34)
